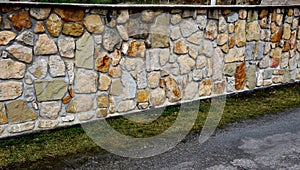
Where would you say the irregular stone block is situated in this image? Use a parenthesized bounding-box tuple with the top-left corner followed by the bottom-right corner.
(38, 120, 58, 128)
(7, 122, 35, 133)
(53, 8, 84, 22)
(165, 76, 182, 103)
(137, 90, 150, 103)
(62, 23, 84, 37)
(183, 82, 198, 100)
(0, 59, 26, 79)
(49, 55, 66, 78)
(40, 101, 61, 120)
(7, 44, 32, 63)
(84, 15, 104, 34)
(34, 80, 68, 102)
(110, 79, 122, 96)
(128, 41, 146, 58)
(58, 37, 75, 58)
(199, 79, 212, 96)
(8, 11, 32, 31)
(97, 94, 109, 108)
(99, 74, 111, 91)
(66, 95, 94, 113)
(246, 21, 260, 41)
(127, 18, 149, 39)
(28, 59, 48, 79)
(0, 81, 22, 101)
(122, 72, 137, 100)
(175, 39, 189, 54)
(30, 8, 51, 20)
(151, 13, 170, 48)
(75, 32, 94, 69)
(46, 13, 63, 38)
(0, 31, 16, 45)
(148, 72, 160, 89)
(117, 25, 129, 41)
(6, 100, 37, 123)
(180, 18, 198, 38)
(235, 20, 246, 47)
(103, 28, 120, 52)
(95, 53, 111, 73)
(187, 31, 203, 45)
(151, 88, 165, 106)
(117, 10, 129, 24)
(16, 31, 34, 46)
(34, 34, 58, 55)
(117, 100, 135, 113)
(178, 55, 195, 75)
(74, 69, 98, 94)
(235, 62, 246, 90)
(246, 65, 257, 89)
(213, 80, 226, 94)
(205, 20, 217, 40)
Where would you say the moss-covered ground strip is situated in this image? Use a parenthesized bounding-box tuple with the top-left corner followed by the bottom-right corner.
(0, 83, 299, 169)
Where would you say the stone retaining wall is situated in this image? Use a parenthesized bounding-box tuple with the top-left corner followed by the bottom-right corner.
(0, 3, 300, 138)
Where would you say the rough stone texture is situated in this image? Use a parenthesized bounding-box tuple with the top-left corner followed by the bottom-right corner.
(58, 37, 75, 58)
(7, 122, 35, 133)
(0, 81, 22, 101)
(49, 55, 66, 78)
(30, 8, 51, 20)
(127, 18, 149, 39)
(235, 20, 246, 47)
(205, 20, 218, 40)
(151, 14, 170, 48)
(38, 120, 58, 128)
(0, 103, 8, 125)
(95, 53, 111, 73)
(75, 32, 94, 69)
(103, 28, 121, 52)
(46, 14, 62, 38)
(8, 11, 32, 31)
(77, 112, 94, 121)
(187, 31, 203, 45)
(246, 65, 257, 89)
(200, 40, 214, 58)
(175, 39, 189, 54)
(62, 23, 84, 37)
(283, 24, 291, 40)
(146, 49, 161, 71)
(6, 100, 37, 123)
(97, 108, 108, 118)
(228, 12, 239, 23)
(165, 76, 182, 103)
(117, 100, 135, 113)
(0, 31, 17, 45)
(122, 72, 137, 100)
(110, 79, 122, 96)
(117, 25, 129, 41)
(16, 31, 34, 46)
(99, 74, 111, 91)
(117, 10, 129, 24)
(35, 21, 45, 33)
(178, 55, 195, 74)
(148, 72, 160, 89)
(271, 27, 283, 42)
(213, 48, 224, 81)
(235, 62, 246, 90)
(199, 79, 212, 96)
(34, 80, 68, 102)
(217, 33, 228, 46)
(34, 34, 58, 55)
(224, 63, 236, 76)
(183, 82, 198, 100)
(151, 88, 165, 106)
(29, 59, 48, 79)
(246, 21, 260, 41)
(180, 18, 198, 38)
(225, 48, 245, 63)
(213, 80, 226, 94)
(84, 15, 104, 34)
(137, 90, 150, 103)
(74, 69, 98, 94)
(40, 101, 61, 120)
(0, 59, 26, 79)
(7, 44, 32, 63)
(128, 41, 146, 58)
(219, 16, 227, 33)
(66, 95, 94, 113)
(53, 8, 84, 22)
(97, 94, 109, 108)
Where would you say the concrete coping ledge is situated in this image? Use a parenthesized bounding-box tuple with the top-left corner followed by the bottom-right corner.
(0, 2, 300, 9)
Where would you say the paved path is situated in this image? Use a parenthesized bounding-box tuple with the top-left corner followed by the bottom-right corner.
(63, 108, 300, 170)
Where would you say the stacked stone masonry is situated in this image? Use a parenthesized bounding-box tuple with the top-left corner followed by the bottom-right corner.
(0, 5, 300, 138)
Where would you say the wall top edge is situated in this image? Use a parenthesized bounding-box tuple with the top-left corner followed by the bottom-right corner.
(0, 2, 300, 9)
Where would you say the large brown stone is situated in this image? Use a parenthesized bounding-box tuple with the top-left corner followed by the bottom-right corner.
(84, 15, 104, 34)
(0, 59, 26, 79)
(46, 13, 63, 38)
(8, 11, 32, 31)
(165, 76, 182, 103)
(271, 27, 283, 42)
(0, 82, 22, 101)
(128, 41, 146, 58)
(34, 34, 58, 55)
(175, 39, 189, 54)
(95, 53, 111, 73)
(62, 23, 84, 37)
(137, 90, 150, 103)
(1, 6, 21, 13)
(7, 44, 32, 64)
(235, 62, 246, 90)
(0, 103, 7, 125)
(53, 8, 84, 22)
(6, 100, 37, 123)
(0, 31, 17, 45)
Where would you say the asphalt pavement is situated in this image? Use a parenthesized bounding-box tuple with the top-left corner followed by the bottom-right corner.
(61, 107, 300, 170)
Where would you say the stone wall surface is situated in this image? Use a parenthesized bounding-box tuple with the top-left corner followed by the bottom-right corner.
(0, 4, 300, 138)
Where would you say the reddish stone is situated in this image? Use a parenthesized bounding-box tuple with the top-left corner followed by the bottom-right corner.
(221, 9, 231, 15)
(53, 8, 84, 22)
(283, 41, 290, 52)
(69, 87, 75, 98)
(8, 11, 32, 31)
(1, 6, 21, 13)
(271, 27, 283, 42)
(128, 41, 146, 58)
(95, 53, 111, 73)
(271, 58, 280, 68)
(235, 62, 246, 90)
(259, 9, 268, 19)
(62, 95, 72, 104)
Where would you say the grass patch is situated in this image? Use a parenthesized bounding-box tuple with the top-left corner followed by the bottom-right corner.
(0, 83, 299, 169)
